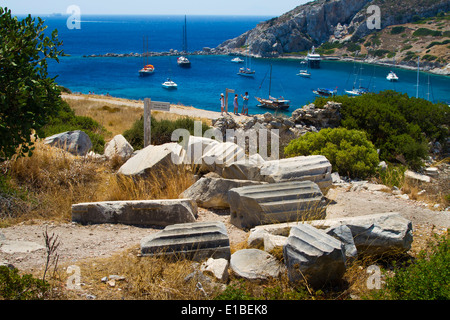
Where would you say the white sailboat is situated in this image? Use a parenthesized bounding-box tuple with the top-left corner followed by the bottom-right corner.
(237, 49, 255, 77)
(297, 60, 311, 77)
(345, 61, 369, 96)
(178, 15, 191, 68)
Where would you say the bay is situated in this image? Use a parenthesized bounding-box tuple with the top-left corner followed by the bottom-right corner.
(36, 14, 450, 115)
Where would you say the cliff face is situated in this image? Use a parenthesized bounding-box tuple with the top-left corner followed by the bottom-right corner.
(216, 0, 450, 57)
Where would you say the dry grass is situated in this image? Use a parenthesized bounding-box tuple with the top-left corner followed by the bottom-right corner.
(0, 139, 195, 226)
(64, 95, 213, 140)
(53, 247, 210, 300)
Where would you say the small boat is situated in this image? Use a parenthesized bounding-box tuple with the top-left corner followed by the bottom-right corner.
(237, 49, 255, 77)
(256, 96, 290, 110)
(386, 71, 398, 82)
(345, 87, 369, 96)
(297, 70, 311, 77)
(231, 57, 244, 63)
(313, 87, 337, 97)
(162, 78, 177, 89)
(139, 64, 155, 76)
(139, 36, 155, 76)
(297, 60, 311, 77)
(238, 67, 255, 77)
(256, 64, 290, 110)
(177, 56, 191, 67)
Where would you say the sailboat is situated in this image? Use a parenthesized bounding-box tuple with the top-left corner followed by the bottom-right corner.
(345, 61, 369, 96)
(313, 87, 338, 97)
(297, 60, 311, 77)
(177, 15, 191, 68)
(255, 64, 290, 110)
(139, 36, 155, 76)
(237, 49, 255, 77)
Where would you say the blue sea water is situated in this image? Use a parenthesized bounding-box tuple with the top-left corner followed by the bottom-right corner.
(36, 14, 450, 115)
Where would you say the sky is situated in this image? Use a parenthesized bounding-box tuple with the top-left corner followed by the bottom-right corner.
(2, 0, 311, 16)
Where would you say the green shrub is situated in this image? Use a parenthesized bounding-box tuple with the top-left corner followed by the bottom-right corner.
(346, 42, 361, 52)
(312, 91, 449, 170)
(284, 128, 380, 179)
(390, 26, 406, 35)
(413, 28, 442, 37)
(36, 101, 107, 154)
(123, 116, 211, 150)
(0, 266, 49, 300)
(371, 233, 450, 300)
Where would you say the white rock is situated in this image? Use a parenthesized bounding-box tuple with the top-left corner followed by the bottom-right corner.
(104, 134, 134, 160)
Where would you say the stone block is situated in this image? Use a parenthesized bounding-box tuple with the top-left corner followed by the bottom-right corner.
(228, 180, 327, 229)
(140, 221, 231, 261)
(283, 223, 346, 288)
(72, 199, 197, 227)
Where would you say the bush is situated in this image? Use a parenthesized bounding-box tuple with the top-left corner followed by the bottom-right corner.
(413, 28, 442, 37)
(284, 128, 380, 179)
(371, 233, 449, 300)
(0, 266, 49, 300)
(123, 116, 211, 150)
(312, 91, 449, 170)
(35, 101, 107, 154)
(390, 26, 406, 35)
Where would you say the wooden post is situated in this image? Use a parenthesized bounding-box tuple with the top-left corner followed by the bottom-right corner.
(144, 98, 151, 147)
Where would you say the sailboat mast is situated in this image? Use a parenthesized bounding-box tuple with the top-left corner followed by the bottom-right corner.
(269, 64, 272, 97)
(416, 57, 420, 98)
(185, 15, 188, 53)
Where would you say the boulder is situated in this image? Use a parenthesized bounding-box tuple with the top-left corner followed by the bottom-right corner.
(104, 134, 134, 160)
(200, 142, 245, 175)
(140, 221, 231, 261)
(200, 257, 229, 282)
(325, 225, 358, 259)
(117, 142, 185, 176)
(259, 155, 333, 192)
(230, 249, 283, 280)
(44, 130, 92, 156)
(249, 212, 413, 256)
(180, 176, 266, 209)
(283, 223, 346, 288)
(181, 136, 220, 165)
(228, 180, 327, 229)
(71, 199, 197, 227)
(310, 213, 414, 256)
(263, 233, 288, 253)
(221, 153, 266, 181)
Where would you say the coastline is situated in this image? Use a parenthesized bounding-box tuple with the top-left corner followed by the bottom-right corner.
(83, 50, 450, 77)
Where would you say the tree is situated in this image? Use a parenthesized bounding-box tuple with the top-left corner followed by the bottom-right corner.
(0, 7, 64, 161)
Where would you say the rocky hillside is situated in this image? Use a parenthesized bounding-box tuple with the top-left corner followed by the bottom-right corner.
(216, 0, 450, 60)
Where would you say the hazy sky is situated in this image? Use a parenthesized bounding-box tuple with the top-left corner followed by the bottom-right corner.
(2, 0, 311, 16)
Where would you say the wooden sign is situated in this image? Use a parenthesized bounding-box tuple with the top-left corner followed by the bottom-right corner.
(143, 98, 171, 147)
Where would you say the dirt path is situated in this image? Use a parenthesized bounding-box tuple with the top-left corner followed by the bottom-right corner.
(1, 183, 448, 273)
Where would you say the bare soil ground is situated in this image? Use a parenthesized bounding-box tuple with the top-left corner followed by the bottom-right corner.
(1, 184, 448, 274)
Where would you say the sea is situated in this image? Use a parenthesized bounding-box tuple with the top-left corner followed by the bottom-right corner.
(32, 14, 450, 115)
